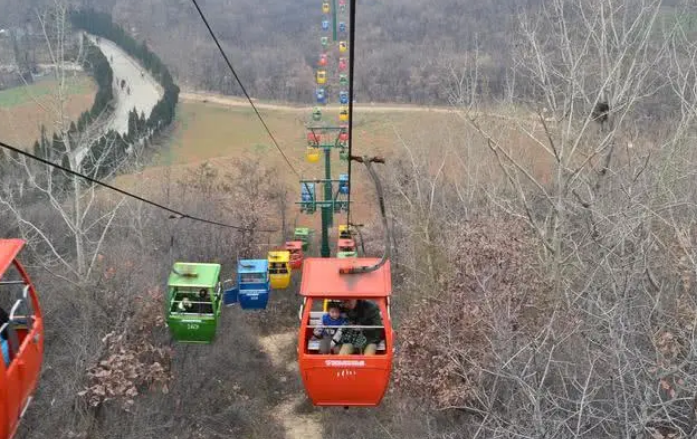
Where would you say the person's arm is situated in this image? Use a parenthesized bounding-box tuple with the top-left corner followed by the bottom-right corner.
(362, 302, 383, 343)
(314, 315, 327, 338)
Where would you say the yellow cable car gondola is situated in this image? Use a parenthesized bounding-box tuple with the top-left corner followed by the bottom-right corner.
(339, 41, 347, 53)
(322, 1, 330, 14)
(339, 106, 349, 122)
(338, 225, 352, 239)
(306, 147, 320, 163)
(317, 70, 326, 85)
(268, 251, 291, 290)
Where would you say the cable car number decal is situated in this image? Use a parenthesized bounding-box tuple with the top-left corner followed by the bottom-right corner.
(181, 319, 202, 330)
(325, 359, 365, 367)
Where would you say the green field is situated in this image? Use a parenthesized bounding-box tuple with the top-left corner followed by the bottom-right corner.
(0, 75, 93, 108)
(0, 74, 96, 148)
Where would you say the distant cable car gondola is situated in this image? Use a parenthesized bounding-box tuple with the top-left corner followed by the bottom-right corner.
(297, 258, 393, 407)
(284, 241, 304, 270)
(268, 251, 291, 290)
(0, 239, 44, 439)
(224, 260, 270, 310)
(339, 74, 348, 86)
(316, 71, 327, 85)
(322, 19, 329, 31)
(312, 106, 323, 121)
(306, 147, 320, 164)
(318, 54, 328, 67)
(321, 37, 329, 47)
(339, 41, 347, 53)
(322, 1, 330, 13)
(338, 225, 352, 240)
(166, 262, 222, 343)
(337, 238, 357, 256)
(340, 91, 349, 104)
(339, 22, 346, 33)
(294, 227, 312, 252)
(338, 58, 347, 71)
(338, 173, 349, 194)
(316, 88, 326, 104)
(301, 183, 317, 212)
(307, 131, 320, 146)
(339, 107, 349, 122)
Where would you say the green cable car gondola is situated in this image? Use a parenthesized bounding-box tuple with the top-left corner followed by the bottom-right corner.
(312, 107, 322, 121)
(294, 227, 312, 251)
(166, 262, 222, 343)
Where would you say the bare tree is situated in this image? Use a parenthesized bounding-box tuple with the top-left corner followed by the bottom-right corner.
(0, 3, 125, 283)
(393, 1, 697, 439)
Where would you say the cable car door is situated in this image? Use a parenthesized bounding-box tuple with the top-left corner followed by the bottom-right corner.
(10, 291, 42, 414)
(0, 354, 12, 438)
(2, 324, 23, 435)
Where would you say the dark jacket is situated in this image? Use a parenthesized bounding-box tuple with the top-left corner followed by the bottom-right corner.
(344, 300, 383, 344)
(0, 307, 8, 340)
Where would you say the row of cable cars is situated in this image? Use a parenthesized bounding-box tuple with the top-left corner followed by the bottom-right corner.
(165, 224, 393, 407)
(165, 230, 309, 343)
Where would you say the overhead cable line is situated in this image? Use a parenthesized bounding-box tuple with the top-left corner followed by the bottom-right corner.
(346, 0, 357, 224)
(0, 139, 277, 232)
(188, 0, 301, 178)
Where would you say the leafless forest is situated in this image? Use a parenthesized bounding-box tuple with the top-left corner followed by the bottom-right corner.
(2, 0, 697, 438)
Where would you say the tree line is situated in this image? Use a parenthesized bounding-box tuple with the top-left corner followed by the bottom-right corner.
(70, 8, 179, 131)
(22, 8, 181, 184)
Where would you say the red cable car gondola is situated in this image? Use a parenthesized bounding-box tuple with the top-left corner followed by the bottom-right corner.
(297, 258, 393, 407)
(0, 239, 44, 439)
(284, 241, 304, 270)
(337, 238, 356, 254)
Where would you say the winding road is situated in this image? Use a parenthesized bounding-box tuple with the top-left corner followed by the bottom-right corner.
(91, 35, 163, 134)
(74, 35, 163, 166)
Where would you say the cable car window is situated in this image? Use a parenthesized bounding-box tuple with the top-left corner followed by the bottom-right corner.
(240, 272, 265, 283)
(0, 264, 35, 330)
(305, 298, 387, 355)
(170, 287, 214, 315)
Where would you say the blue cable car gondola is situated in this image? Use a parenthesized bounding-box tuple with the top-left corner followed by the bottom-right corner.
(322, 20, 329, 31)
(316, 88, 326, 104)
(339, 173, 349, 195)
(224, 260, 270, 310)
(339, 22, 346, 33)
(301, 183, 317, 214)
(340, 91, 349, 104)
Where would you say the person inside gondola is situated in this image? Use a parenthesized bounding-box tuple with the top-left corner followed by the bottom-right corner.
(197, 289, 213, 314)
(0, 306, 9, 366)
(338, 299, 382, 355)
(312, 301, 346, 354)
(177, 297, 193, 313)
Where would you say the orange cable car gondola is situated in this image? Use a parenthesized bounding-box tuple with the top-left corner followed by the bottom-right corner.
(0, 239, 44, 439)
(297, 258, 393, 407)
(284, 241, 304, 270)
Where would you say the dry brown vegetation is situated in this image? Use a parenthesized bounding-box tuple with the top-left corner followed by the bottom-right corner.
(5, 0, 697, 438)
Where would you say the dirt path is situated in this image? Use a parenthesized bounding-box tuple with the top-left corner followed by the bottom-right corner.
(258, 331, 323, 439)
(180, 90, 555, 125)
(180, 90, 454, 114)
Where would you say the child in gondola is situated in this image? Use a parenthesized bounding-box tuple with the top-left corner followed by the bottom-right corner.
(313, 301, 347, 354)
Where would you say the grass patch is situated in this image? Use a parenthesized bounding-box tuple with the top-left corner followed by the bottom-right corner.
(0, 73, 96, 148)
(0, 75, 93, 108)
